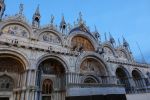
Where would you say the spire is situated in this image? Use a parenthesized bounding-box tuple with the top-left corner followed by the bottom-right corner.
(0, 0, 5, 20)
(104, 32, 107, 41)
(118, 38, 121, 46)
(109, 32, 115, 45)
(36, 5, 40, 15)
(122, 36, 129, 47)
(50, 14, 54, 25)
(60, 14, 67, 33)
(32, 5, 41, 28)
(94, 25, 100, 41)
(77, 12, 84, 25)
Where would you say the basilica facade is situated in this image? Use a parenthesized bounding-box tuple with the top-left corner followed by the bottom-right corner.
(0, 0, 150, 100)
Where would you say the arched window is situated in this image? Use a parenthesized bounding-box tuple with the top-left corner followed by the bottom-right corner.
(42, 79, 53, 94)
(42, 79, 53, 100)
(0, 75, 14, 91)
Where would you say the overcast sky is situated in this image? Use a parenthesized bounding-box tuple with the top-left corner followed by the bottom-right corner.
(5, 0, 150, 63)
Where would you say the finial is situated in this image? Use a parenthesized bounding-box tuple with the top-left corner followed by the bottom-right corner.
(61, 13, 65, 21)
(122, 36, 129, 47)
(109, 32, 112, 38)
(94, 25, 100, 40)
(94, 25, 98, 32)
(60, 14, 67, 33)
(78, 11, 83, 25)
(19, 3, 24, 15)
(109, 32, 115, 45)
(104, 32, 107, 41)
(35, 5, 40, 15)
(50, 14, 54, 25)
(118, 38, 121, 45)
(67, 23, 71, 31)
(79, 12, 82, 20)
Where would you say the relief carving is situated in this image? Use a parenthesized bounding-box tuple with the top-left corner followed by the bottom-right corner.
(40, 32, 61, 44)
(2, 24, 28, 37)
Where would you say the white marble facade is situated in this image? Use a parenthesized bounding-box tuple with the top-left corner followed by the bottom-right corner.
(0, 1, 150, 100)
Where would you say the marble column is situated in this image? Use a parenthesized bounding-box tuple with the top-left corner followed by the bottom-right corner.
(21, 90, 25, 100)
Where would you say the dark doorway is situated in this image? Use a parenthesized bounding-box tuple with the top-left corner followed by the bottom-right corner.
(66, 94, 127, 100)
(0, 97, 9, 100)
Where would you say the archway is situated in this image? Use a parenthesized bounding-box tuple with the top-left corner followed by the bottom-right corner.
(37, 58, 66, 100)
(116, 67, 131, 93)
(132, 69, 146, 88)
(80, 58, 108, 84)
(0, 54, 26, 100)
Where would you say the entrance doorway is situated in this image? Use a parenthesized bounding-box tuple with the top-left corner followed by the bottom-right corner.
(0, 97, 9, 100)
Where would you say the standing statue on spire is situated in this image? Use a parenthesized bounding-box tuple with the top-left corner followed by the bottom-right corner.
(50, 15, 54, 25)
(78, 12, 83, 25)
(19, 3, 23, 15)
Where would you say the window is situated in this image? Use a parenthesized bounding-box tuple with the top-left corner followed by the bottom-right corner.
(0, 75, 14, 91)
(42, 79, 53, 94)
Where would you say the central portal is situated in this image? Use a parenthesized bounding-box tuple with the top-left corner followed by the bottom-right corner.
(37, 58, 66, 100)
(0, 97, 9, 100)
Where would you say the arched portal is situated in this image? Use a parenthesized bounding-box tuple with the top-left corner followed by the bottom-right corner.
(80, 58, 108, 84)
(37, 58, 66, 100)
(80, 58, 107, 76)
(132, 69, 146, 88)
(0, 54, 26, 100)
(116, 67, 131, 93)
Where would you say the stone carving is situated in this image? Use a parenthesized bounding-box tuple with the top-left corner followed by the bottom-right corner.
(80, 59, 106, 76)
(103, 47, 113, 56)
(118, 50, 127, 58)
(71, 36, 94, 51)
(40, 32, 61, 44)
(2, 24, 28, 37)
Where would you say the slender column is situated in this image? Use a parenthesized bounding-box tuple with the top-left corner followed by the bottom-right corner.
(17, 74, 21, 88)
(32, 70, 37, 86)
(31, 90, 35, 100)
(25, 90, 29, 100)
(27, 70, 31, 86)
(34, 91, 38, 100)
(13, 91, 17, 100)
(23, 71, 28, 87)
(21, 90, 25, 100)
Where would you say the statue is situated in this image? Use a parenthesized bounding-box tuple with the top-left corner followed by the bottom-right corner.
(19, 3, 23, 15)
(50, 15, 54, 25)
